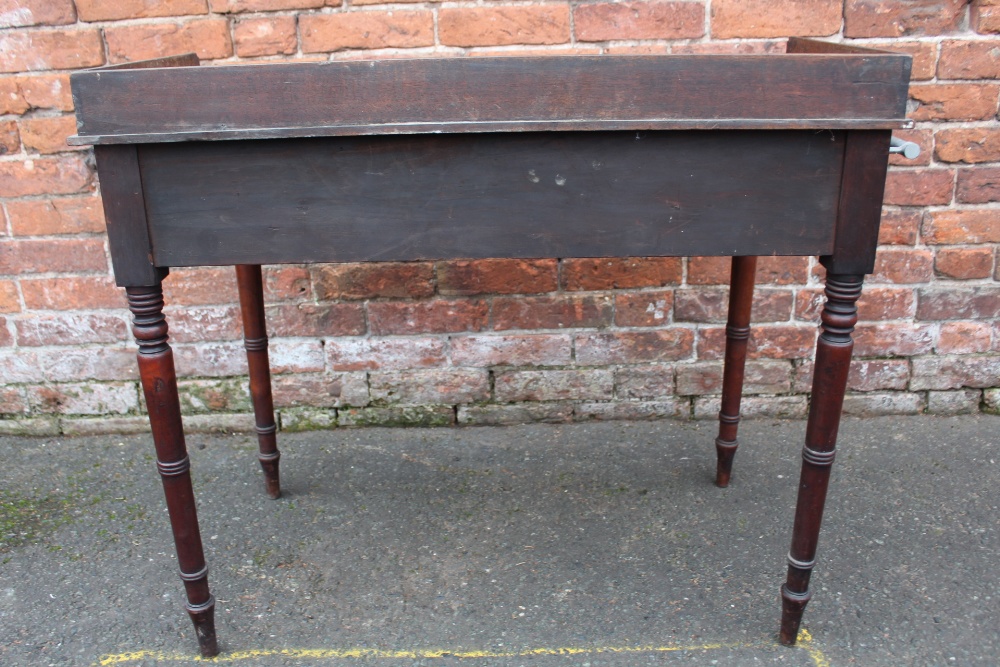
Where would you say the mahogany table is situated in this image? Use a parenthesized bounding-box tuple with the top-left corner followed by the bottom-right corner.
(70, 38, 913, 657)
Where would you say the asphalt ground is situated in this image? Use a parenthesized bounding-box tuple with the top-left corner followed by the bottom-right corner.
(1, 415, 997, 666)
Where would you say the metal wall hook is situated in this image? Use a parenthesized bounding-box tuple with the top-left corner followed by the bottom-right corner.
(889, 136, 920, 160)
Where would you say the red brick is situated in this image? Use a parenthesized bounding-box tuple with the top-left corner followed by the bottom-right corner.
(938, 39, 1000, 79)
(922, 210, 1000, 244)
(575, 1, 704, 41)
(698, 325, 815, 360)
(935, 247, 994, 279)
(957, 167, 1000, 204)
(0, 28, 104, 73)
(712, 0, 840, 39)
(911, 355, 1000, 390)
(492, 294, 612, 330)
(210, 0, 330, 11)
(797, 286, 918, 322)
(848, 360, 911, 392)
(0, 279, 19, 313)
(675, 288, 792, 323)
(1, 346, 137, 383)
(614, 363, 674, 399)
(15, 73, 73, 111)
(439, 6, 570, 47)
(18, 115, 78, 154)
(676, 360, 791, 395)
(313, 262, 434, 300)
(614, 290, 673, 327)
(164, 305, 242, 343)
(6, 196, 104, 236)
(687, 256, 809, 285)
(878, 208, 921, 245)
(575, 329, 694, 363)
(883, 169, 954, 206)
(936, 128, 1000, 163)
(76, 0, 206, 21)
(234, 16, 297, 57)
(0, 0, 76, 27)
(161, 267, 237, 307)
(0, 238, 106, 275)
(888, 129, 933, 167)
(870, 248, 934, 283)
(263, 265, 311, 302)
(0, 385, 27, 413)
(853, 323, 935, 356)
(26, 382, 137, 415)
(0, 317, 10, 346)
(301, 11, 434, 52)
(105, 18, 232, 64)
(494, 369, 613, 402)
(15, 312, 127, 346)
(562, 257, 682, 290)
(670, 41, 784, 55)
(21, 276, 124, 310)
(272, 372, 368, 409)
(266, 303, 366, 337)
(973, 0, 1000, 33)
(917, 286, 1000, 319)
(368, 299, 489, 335)
(370, 369, 489, 405)
(326, 337, 446, 371)
(437, 258, 557, 296)
(937, 321, 993, 354)
(0, 77, 28, 115)
(450, 333, 572, 367)
(845, 0, 967, 37)
(0, 119, 18, 155)
(0, 155, 92, 197)
(909, 84, 1000, 121)
(863, 40, 938, 80)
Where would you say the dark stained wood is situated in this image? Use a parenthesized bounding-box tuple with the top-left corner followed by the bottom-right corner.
(779, 273, 863, 645)
(235, 265, 281, 499)
(126, 285, 218, 657)
(138, 131, 844, 268)
(68, 52, 912, 145)
(89, 53, 200, 70)
(821, 131, 894, 274)
(94, 145, 166, 287)
(786, 36, 906, 56)
(714, 256, 757, 488)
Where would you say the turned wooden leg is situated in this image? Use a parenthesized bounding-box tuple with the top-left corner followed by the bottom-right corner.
(779, 273, 862, 645)
(128, 286, 219, 657)
(236, 265, 281, 499)
(715, 255, 757, 487)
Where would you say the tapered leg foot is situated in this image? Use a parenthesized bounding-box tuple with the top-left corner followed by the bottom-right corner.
(187, 597, 219, 657)
(779, 585, 810, 645)
(258, 447, 281, 500)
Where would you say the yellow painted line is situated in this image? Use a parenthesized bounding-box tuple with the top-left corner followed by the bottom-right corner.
(96, 629, 829, 666)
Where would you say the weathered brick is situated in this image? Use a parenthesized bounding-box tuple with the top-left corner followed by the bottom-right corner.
(26, 382, 137, 416)
(888, 129, 933, 167)
(449, 333, 571, 367)
(339, 405, 454, 427)
(76, 0, 206, 22)
(845, 0, 967, 37)
(562, 257, 682, 290)
(938, 39, 1000, 79)
(437, 258, 557, 296)
(0, 155, 92, 197)
(163, 266, 238, 306)
(841, 392, 925, 416)
(909, 84, 1000, 121)
(882, 169, 954, 206)
(17, 115, 77, 154)
(614, 363, 674, 399)
(0, 385, 27, 414)
(855, 287, 917, 321)
(923, 209, 1000, 244)
(973, 0, 1000, 33)
(0, 77, 28, 114)
(492, 294, 612, 330)
(794, 359, 912, 393)
(175, 339, 323, 377)
(326, 336, 446, 371)
(575, 329, 694, 364)
(0, 279, 19, 313)
(176, 378, 250, 414)
(936, 128, 1000, 163)
(15, 312, 127, 346)
(264, 265, 311, 302)
(986, 386, 1000, 413)
(614, 290, 673, 327)
(911, 355, 1000, 390)
(0, 346, 136, 383)
(369, 299, 488, 335)
(863, 40, 938, 80)
(957, 167, 1000, 204)
(878, 208, 921, 245)
(210, 0, 330, 11)
(674, 288, 793, 323)
(14, 73, 73, 111)
(676, 360, 791, 396)
(693, 394, 807, 420)
(105, 18, 232, 64)
(233, 15, 297, 57)
(937, 321, 993, 354)
(928, 389, 982, 414)
(713, 0, 840, 38)
(273, 372, 369, 408)
(21, 276, 123, 310)
(575, 1, 704, 41)
(495, 369, 613, 402)
(917, 286, 1000, 320)
(6, 196, 104, 236)
(301, 11, 434, 52)
(698, 325, 815, 360)
(575, 400, 685, 421)
(313, 262, 434, 300)
(458, 403, 573, 425)
(854, 323, 935, 356)
(266, 303, 367, 338)
(0, 317, 11, 346)
(439, 6, 570, 47)
(934, 247, 994, 279)
(0, 417, 60, 435)
(0, 0, 76, 27)
(371, 368, 489, 405)
(0, 28, 104, 73)
(687, 256, 809, 286)
(0, 119, 19, 155)
(669, 40, 784, 55)
(0, 238, 106, 275)
(870, 248, 934, 284)
(163, 305, 242, 343)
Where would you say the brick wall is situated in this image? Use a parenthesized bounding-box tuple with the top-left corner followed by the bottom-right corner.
(1, 0, 998, 435)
